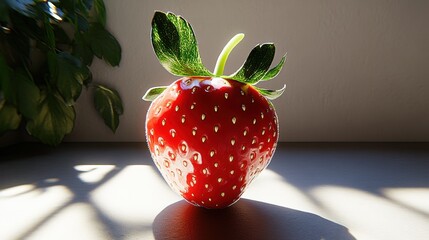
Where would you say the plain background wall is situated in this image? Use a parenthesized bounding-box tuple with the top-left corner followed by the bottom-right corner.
(67, 0, 429, 142)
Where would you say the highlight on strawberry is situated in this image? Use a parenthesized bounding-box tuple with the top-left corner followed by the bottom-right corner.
(143, 11, 286, 209)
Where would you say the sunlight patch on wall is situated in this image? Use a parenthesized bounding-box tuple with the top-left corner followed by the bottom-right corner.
(311, 186, 429, 240)
(91, 165, 181, 225)
(0, 185, 73, 240)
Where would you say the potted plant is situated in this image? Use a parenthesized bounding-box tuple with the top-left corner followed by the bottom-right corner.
(0, 0, 123, 146)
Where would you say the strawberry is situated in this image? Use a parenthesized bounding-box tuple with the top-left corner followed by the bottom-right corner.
(144, 11, 286, 209)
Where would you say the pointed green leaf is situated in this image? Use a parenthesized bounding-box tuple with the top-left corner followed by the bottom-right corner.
(73, 32, 94, 65)
(0, 100, 22, 135)
(254, 84, 286, 100)
(55, 52, 86, 105)
(74, 0, 91, 15)
(0, 1, 9, 22)
(82, 0, 94, 11)
(151, 11, 212, 77)
(94, 84, 123, 132)
(15, 70, 41, 119)
(228, 43, 275, 84)
(44, 16, 56, 48)
(26, 91, 75, 146)
(260, 54, 287, 81)
(87, 23, 121, 66)
(39, 1, 64, 21)
(47, 51, 58, 80)
(94, 0, 106, 27)
(2, 17, 31, 63)
(9, 10, 43, 42)
(53, 25, 71, 45)
(0, 56, 16, 104)
(5, 0, 36, 18)
(77, 14, 90, 32)
(0, 56, 8, 91)
(142, 86, 167, 101)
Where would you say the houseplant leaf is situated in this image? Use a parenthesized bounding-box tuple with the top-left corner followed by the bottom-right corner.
(5, 0, 36, 18)
(26, 91, 75, 146)
(4, 14, 31, 63)
(0, 100, 21, 135)
(94, 0, 106, 26)
(15, 70, 40, 119)
(55, 52, 89, 105)
(83, 0, 94, 11)
(39, 1, 64, 21)
(87, 23, 121, 66)
(1, 0, 123, 145)
(94, 84, 123, 132)
(73, 32, 94, 65)
(9, 10, 44, 42)
(151, 11, 212, 77)
(0, 56, 16, 104)
(0, 1, 8, 22)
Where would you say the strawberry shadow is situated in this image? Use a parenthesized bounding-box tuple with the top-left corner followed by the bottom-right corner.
(152, 198, 356, 240)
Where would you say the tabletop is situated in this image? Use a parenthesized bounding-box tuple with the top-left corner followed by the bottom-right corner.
(1, 142, 428, 240)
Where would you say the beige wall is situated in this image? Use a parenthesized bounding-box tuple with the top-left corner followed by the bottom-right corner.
(67, 0, 429, 142)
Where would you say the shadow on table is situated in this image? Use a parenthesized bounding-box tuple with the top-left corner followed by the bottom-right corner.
(153, 199, 356, 240)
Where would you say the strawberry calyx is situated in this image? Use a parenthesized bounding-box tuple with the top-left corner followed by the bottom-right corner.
(143, 11, 286, 102)
(213, 33, 245, 77)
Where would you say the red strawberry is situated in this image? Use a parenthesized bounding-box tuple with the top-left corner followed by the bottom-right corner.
(146, 77, 279, 208)
(144, 12, 286, 209)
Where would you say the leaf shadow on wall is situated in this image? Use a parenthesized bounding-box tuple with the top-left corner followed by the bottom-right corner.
(152, 199, 356, 240)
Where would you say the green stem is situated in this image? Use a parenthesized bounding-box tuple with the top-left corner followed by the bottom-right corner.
(213, 33, 244, 76)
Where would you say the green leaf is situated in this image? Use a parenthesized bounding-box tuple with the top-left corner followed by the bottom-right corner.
(254, 85, 286, 100)
(0, 56, 9, 89)
(74, 0, 91, 16)
(0, 55, 15, 104)
(15, 70, 41, 119)
(73, 32, 94, 65)
(0, 100, 22, 135)
(77, 13, 90, 32)
(26, 90, 75, 146)
(44, 15, 56, 49)
(53, 24, 71, 45)
(228, 43, 275, 84)
(82, 0, 94, 11)
(94, 84, 123, 132)
(94, 0, 106, 27)
(260, 54, 287, 81)
(151, 11, 212, 77)
(9, 10, 44, 43)
(39, 1, 64, 21)
(87, 23, 121, 66)
(59, 0, 76, 14)
(5, 0, 36, 18)
(142, 86, 167, 101)
(65, 12, 89, 32)
(0, 1, 9, 22)
(47, 50, 58, 80)
(55, 52, 87, 105)
(1, 23, 31, 65)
